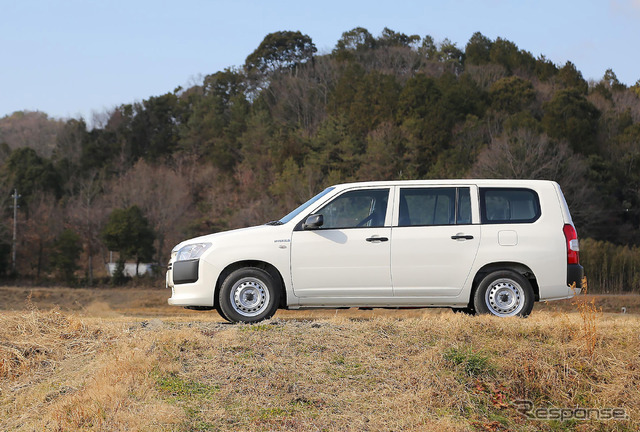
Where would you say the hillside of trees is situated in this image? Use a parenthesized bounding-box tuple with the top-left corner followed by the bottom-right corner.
(1, 28, 640, 290)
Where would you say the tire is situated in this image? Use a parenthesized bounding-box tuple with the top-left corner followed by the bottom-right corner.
(218, 267, 280, 323)
(473, 270, 534, 317)
(214, 300, 229, 322)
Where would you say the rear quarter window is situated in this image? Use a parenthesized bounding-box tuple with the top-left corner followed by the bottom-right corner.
(480, 188, 541, 224)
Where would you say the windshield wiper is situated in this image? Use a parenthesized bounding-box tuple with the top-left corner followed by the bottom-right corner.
(265, 220, 283, 226)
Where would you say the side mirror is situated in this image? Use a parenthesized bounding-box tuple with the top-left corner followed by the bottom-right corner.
(303, 214, 323, 229)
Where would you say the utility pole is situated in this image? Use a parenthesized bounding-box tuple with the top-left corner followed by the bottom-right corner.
(11, 189, 20, 273)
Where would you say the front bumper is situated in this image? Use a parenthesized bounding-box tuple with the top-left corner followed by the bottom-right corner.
(167, 258, 218, 307)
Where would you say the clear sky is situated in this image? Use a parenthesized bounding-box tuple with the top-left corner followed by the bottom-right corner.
(1, 0, 638, 121)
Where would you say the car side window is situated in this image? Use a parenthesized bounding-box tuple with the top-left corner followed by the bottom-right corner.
(315, 189, 389, 229)
(480, 188, 541, 224)
(399, 187, 471, 226)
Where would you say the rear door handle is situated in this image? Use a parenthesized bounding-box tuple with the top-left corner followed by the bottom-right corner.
(451, 235, 474, 240)
(366, 236, 389, 242)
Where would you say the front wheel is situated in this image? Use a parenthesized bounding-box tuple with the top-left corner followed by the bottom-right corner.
(473, 270, 534, 317)
(218, 267, 280, 323)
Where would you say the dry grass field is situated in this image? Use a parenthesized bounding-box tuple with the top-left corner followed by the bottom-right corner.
(0, 287, 639, 431)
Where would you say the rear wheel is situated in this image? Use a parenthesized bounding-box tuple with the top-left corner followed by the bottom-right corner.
(473, 270, 534, 317)
(218, 267, 280, 323)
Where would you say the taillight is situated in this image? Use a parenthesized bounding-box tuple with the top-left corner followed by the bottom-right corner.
(563, 224, 580, 264)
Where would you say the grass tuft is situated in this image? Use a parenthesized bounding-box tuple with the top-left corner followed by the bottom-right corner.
(443, 346, 494, 377)
(155, 372, 219, 399)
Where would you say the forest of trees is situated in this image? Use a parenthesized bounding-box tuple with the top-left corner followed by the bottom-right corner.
(1, 28, 640, 290)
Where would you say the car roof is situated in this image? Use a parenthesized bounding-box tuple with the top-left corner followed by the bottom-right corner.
(331, 179, 557, 190)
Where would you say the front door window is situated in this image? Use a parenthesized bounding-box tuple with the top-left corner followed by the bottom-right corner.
(315, 189, 389, 229)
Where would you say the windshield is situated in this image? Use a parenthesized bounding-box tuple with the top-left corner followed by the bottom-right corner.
(277, 187, 335, 224)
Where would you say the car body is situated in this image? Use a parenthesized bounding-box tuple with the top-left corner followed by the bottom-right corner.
(167, 179, 584, 322)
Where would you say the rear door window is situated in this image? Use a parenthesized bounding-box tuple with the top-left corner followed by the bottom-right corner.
(398, 187, 471, 226)
(480, 188, 540, 224)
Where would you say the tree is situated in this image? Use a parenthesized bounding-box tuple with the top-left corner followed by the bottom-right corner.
(593, 68, 627, 99)
(101, 205, 155, 279)
(542, 89, 600, 154)
(473, 128, 577, 179)
(0, 110, 64, 157)
(19, 193, 63, 279)
(202, 68, 247, 103)
(329, 66, 401, 136)
(632, 79, 640, 98)
(488, 37, 533, 73)
(377, 27, 420, 48)
(121, 93, 183, 161)
(436, 38, 465, 68)
(178, 89, 248, 171)
(105, 159, 192, 263)
(556, 61, 588, 93)
(53, 118, 89, 189)
(2, 147, 61, 209)
(420, 35, 438, 59)
(471, 127, 602, 237)
(397, 73, 484, 176)
(67, 171, 107, 285)
(465, 32, 492, 65)
(489, 76, 536, 113)
(307, 115, 362, 180)
(333, 27, 375, 54)
(261, 56, 336, 132)
(357, 122, 407, 180)
(245, 31, 317, 74)
(534, 55, 557, 81)
(51, 229, 82, 284)
(603, 68, 625, 90)
(80, 126, 118, 174)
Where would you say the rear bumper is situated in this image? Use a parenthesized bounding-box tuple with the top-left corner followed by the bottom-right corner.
(567, 264, 584, 289)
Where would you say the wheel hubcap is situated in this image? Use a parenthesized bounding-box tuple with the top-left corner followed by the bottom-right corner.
(231, 277, 270, 317)
(485, 278, 524, 316)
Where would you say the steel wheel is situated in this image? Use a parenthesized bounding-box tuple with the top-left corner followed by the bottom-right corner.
(473, 270, 534, 318)
(219, 267, 280, 323)
(484, 278, 525, 316)
(230, 277, 270, 317)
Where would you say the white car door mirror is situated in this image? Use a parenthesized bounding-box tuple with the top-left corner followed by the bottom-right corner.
(303, 214, 323, 229)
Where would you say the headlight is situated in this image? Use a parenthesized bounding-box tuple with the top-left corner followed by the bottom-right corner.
(175, 243, 212, 261)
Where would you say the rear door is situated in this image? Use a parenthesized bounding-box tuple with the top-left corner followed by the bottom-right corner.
(391, 185, 480, 298)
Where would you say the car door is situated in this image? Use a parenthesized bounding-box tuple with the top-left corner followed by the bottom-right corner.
(290, 187, 393, 299)
(391, 185, 480, 298)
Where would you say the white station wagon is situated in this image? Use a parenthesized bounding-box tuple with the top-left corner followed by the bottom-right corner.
(167, 180, 584, 323)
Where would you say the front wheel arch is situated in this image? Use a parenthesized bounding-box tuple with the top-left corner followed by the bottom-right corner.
(215, 261, 286, 316)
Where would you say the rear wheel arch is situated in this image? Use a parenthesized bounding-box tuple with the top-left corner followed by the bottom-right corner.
(470, 262, 539, 306)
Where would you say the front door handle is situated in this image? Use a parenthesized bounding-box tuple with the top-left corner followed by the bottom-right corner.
(451, 235, 474, 240)
(366, 236, 389, 242)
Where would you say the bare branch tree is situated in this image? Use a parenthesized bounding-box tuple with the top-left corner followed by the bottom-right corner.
(471, 127, 603, 234)
(67, 171, 107, 285)
(105, 159, 192, 263)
